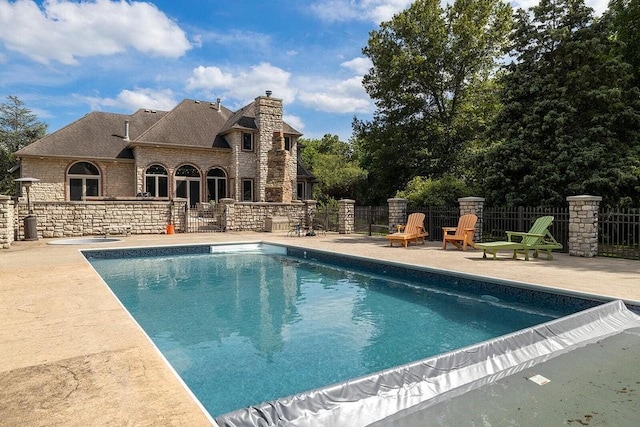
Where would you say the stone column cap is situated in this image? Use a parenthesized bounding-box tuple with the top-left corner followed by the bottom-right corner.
(219, 198, 236, 204)
(458, 196, 485, 202)
(339, 199, 356, 204)
(387, 197, 407, 203)
(566, 195, 603, 202)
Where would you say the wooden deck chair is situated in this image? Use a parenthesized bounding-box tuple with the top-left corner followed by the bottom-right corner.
(386, 213, 428, 248)
(475, 216, 562, 261)
(442, 214, 478, 251)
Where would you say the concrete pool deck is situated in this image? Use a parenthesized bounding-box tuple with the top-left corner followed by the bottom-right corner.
(1, 232, 639, 426)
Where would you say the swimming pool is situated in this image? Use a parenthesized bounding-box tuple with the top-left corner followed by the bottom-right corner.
(84, 243, 607, 424)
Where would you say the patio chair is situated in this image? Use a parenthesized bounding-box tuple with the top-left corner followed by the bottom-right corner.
(442, 214, 478, 251)
(386, 212, 428, 248)
(475, 216, 562, 261)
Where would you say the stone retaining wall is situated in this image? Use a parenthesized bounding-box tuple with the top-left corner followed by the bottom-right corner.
(13, 200, 185, 240)
(0, 196, 14, 248)
(220, 199, 305, 231)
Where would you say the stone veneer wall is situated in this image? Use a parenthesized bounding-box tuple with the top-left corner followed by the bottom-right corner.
(567, 195, 602, 257)
(339, 199, 355, 234)
(13, 200, 185, 239)
(458, 197, 485, 243)
(219, 199, 305, 231)
(0, 196, 14, 248)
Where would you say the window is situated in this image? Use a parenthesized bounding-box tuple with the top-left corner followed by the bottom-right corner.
(297, 182, 304, 200)
(175, 165, 201, 207)
(67, 161, 100, 201)
(284, 136, 291, 151)
(207, 168, 227, 202)
(145, 164, 168, 197)
(242, 132, 254, 151)
(242, 179, 254, 202)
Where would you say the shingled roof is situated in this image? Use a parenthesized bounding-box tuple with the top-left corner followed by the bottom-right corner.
(16, 109, 167, 159)
(133, 99, 234, 148)
(16, 97, 303, 160)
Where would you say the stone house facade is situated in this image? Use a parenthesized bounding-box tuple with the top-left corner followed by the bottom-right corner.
(15, 92, 316, 206)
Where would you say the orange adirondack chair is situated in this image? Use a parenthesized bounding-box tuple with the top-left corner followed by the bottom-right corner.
(442, 214, 478, 251)
(386, 213, 428, 248)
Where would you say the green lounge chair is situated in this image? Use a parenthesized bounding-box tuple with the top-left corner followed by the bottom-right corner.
(476, 216, 562, 261)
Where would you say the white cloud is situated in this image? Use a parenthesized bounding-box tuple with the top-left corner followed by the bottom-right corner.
(310, 0, 413, 23)
(186, 62, 296, 105)
(0, 0, 191, 65)
(83, 88, 178, 112)
(341, 57, 373, 75)
(283, 114, 305, 132)
(297, 76, 373, 114)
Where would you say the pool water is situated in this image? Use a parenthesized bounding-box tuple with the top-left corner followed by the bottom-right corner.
(89, 250, 572, 417)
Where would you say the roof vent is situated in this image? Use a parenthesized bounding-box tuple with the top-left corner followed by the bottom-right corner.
(265, 90, 272, 97)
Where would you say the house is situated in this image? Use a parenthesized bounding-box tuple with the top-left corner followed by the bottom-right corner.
(15, 92, 316, 206)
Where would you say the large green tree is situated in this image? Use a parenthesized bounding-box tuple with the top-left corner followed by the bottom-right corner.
(0, 96, 47, 195)
(298, 134, 367, 203)
(354, 0, 512, 203)
(479, 0, 640, 207)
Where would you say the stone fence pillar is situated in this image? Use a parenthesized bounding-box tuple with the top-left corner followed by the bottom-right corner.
(220, 198, 236, 231)
(567, 195, 602, 257)
(338, 199, 355, 234)
(458, 197, 485, 242)
(388, 198, 408, 231)
(0, 195, 14, 249)
(304, 200, 317, 229)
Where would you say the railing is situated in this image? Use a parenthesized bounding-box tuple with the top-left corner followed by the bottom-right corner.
(599, 208, 640, 260)
(354, 205, 389, 235)
(315, 204, 340, 232)
(409, 207, 459, 242)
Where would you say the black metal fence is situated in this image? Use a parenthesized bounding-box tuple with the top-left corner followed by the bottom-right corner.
(315, 204, 340, 232)
(354, 205, 389, 234)
(599, 208, 640, 260)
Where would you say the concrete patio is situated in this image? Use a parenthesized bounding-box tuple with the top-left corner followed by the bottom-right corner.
(1, 232, 639, 426)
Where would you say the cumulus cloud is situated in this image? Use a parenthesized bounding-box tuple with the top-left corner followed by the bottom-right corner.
(310, 0, 413, 23)
(0, 0, 191, 65)
(297, 76, 373, 114)
(83, 88, 178, 112)
(283, 114, 305, 132)
(341, 57, 373, 75)
(186, 62, 296, 105)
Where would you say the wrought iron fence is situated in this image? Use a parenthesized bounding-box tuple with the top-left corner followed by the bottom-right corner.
(599, 208, 640, 260)
(315, 204, 340, 232)
(408, 207, 460, 242)
(185, 204, 224, 233)
(354, 205, 389, 235)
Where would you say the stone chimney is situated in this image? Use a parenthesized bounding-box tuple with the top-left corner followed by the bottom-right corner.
(256, 92, 289, 202)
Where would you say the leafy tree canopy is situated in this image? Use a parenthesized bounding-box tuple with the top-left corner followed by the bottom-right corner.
(478, 0, 640, 207)
(355, 0, 512, 202)
(0, 95, 47, 195)
(396, 174, 474, 208)
(299, 134, 367, 204)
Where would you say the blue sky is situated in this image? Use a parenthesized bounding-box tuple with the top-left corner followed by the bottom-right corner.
(0, 0, 608, 142)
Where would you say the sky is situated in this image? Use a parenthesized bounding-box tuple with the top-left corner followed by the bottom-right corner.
(0, 0, 609, 142)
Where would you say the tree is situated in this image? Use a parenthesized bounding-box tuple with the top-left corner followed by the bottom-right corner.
(355, 0, 512, 202)
(606, 0, 640, 87)
(298, 134, 367, 203)
(478, 0, 640, 207)
(0, 96, 47, 195)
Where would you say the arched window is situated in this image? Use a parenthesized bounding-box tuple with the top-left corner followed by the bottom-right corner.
(175, 164, 201, 207)
(68, 161, 100, 201)
(206, 168, 227, 202)
(145, 164, 168, 197)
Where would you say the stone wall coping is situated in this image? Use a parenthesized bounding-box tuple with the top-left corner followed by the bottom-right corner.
(566, 195, 603, 202)
(234, 201, 305, 207)
(387, 198, 407, 203)
(339, 199, 356, 204)
(0, 195, 11, 201)
(458, 196, 485, 202)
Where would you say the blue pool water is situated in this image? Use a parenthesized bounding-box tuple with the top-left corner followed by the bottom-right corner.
(87, 245, 594, 417)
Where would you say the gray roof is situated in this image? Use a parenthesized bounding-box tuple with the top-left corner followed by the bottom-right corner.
(16, 109, 167, 159)
(16, 97, 302, 160)
(133, 99, 234, 148)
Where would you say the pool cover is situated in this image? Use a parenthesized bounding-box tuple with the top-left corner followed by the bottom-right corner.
(214, 300, 640, 427)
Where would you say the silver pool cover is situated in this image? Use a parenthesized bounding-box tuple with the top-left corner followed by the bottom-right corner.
(215, 300, 640, 427)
